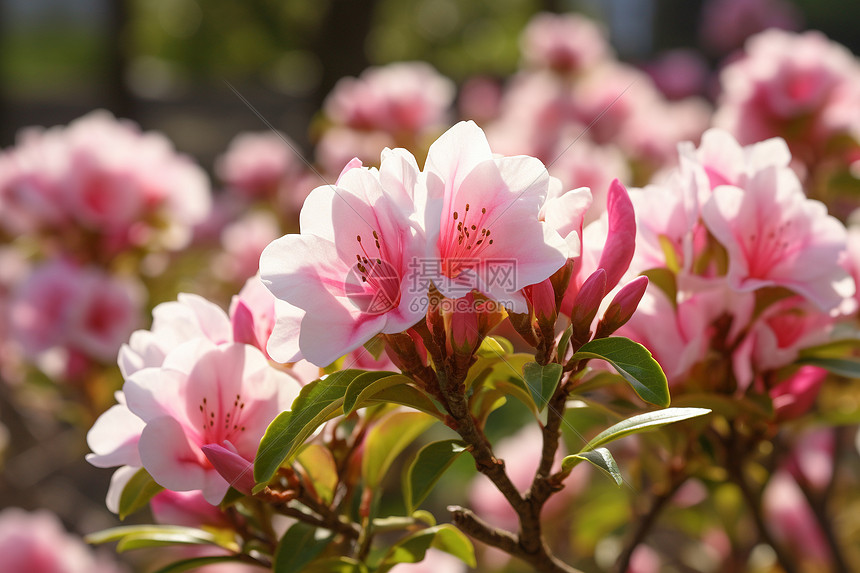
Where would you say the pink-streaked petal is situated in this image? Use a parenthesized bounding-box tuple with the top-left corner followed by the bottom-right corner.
(139, 416, 210, 493)
(299, 306, 387, 367)
(597, 179, 637, 291)
(425, 121, 493, 204)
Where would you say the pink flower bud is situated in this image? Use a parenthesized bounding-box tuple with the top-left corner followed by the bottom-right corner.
(595, 275, 649, 339)
(597, 179, 636, 292)
(570, 268, 607, 345)
(525, 278, 557, 323)
(201, 442, 256, 496)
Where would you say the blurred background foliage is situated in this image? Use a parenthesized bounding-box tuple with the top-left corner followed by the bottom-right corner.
(2, 0, 858, 163)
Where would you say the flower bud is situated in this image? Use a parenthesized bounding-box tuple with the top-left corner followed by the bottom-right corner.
(570, 268, 607, 346)
(595, 275, 649, 339)
(201, 441, 256, 496)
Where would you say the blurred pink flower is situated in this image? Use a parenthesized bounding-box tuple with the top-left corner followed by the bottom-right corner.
(714, 30, 860, 164)
(10, 258, 143, 366)
(763, 471, 830, 566)
(0, 111, 211, 254)
(215, 211, 282, 284)
(520, 12, 611, 74)
(215, 131, 304, 200)
(0, 507, 125, 573)
(324, 62, 454, 135)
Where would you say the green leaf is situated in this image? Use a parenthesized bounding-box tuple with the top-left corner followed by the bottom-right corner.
(87, 525, 230, 554)
(254, 370, 365, 487)
(523, 362, 563, 412)
(297, 444, 339, 505)
(118, 468, 163, 520)
(379, 524, 476, 571)
(403, 439, 469, 513)
(362, 411, 437, 490)
(575, 407, 711, 454)
(797, 356, 860, 379)
(571, 337, 670, 407)
(561, 448, 623, 486)
(151, 556, 248, 573)
(557, 325, 573, 362)
(476, 336, 514, 357)
(303, 557, 368, 573)
(343, 372, 412, 415)
(273, 522, 334, 573)
(362, 383, 445, 419)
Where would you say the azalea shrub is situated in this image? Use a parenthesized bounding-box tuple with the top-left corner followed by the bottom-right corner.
(2, 7, 860, 573)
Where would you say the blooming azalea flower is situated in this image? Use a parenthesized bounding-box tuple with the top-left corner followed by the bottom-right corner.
(424, 121, 569, 312)
(261, 151, 427, 367)
(125, 343, 300, 504)
(701, 165, 854, 310)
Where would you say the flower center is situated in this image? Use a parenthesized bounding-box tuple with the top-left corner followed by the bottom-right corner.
(198, 394, 246, 444)
(348, 231, 401, 314)
(443, 203, 494, 278)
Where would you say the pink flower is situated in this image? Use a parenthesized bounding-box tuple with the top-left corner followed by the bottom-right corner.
(215, 131, 303, 200)
(424, 121, 569, 312)
(770, 366, 828, 421)
(10, 258, 143, 365)
(714, 30, 860, 163)
(763, 471, 830, 566)
(215, 211, 282, 284)
(118, 293, 232, 378)
(520, 13, 610, 74)
(701, 164, 854, 310)
(261, 150, 427, 367)
(125, 343, 300, 503)
(323, 62, 454, 135)
(0, 507, 125, 573)
(643, 49, 709, 100)
(0, 111, 211, 254)
(699, 0, 803, 56)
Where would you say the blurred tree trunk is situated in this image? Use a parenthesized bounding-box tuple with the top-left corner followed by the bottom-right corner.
(312, 0, 377, 111)
(106, 0, 134, 120)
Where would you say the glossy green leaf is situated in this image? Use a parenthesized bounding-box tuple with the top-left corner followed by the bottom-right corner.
(151, 556, 248, 573)
(254, 370, 365, 487)
(379, 524, 476, 571)
(561, 448, 622, 486)
(577, 407, 711, 453)
(118, 468, 163, 520)
(116, 532, 222, 552)
(297, 444, 339, 505)
(303, 557, 368, 573)
(571, 337, 670, 407)
(273, 522, 334, 573)
(343, 372, 412, 415)
(557, 325, 573, 362)
(86, 525, 221, 547)
(476, 336, 514, 358)
(797, 356, 860, 379)
(523, 362, 563, 412)
(362, 411, 437, 489)
(403, 439, 469, 513)
(362, 383, 445, 419)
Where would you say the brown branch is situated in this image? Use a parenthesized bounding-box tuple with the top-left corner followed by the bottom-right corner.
(449, 506, 582, 573)
(272, 503, 361, 540)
